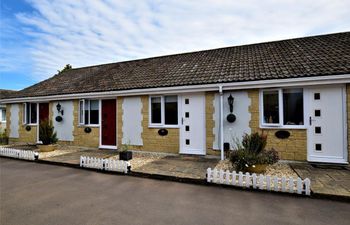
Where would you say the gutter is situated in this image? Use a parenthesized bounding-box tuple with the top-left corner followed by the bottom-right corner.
(219, 85, 224, 160)
(0, 74, 349, 104)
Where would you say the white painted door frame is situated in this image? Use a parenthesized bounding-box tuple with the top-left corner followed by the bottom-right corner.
(306, 84, 348, 164)
(179, 92, 206, 155)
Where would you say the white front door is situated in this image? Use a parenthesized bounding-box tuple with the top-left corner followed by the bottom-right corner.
(180, 93, 206, 155)
(307, 85, 347, 164)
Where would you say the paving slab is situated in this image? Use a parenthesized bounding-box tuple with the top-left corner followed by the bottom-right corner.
(43, 149, 118, 165)
(291, 163, 350, 199)
(132, 155, 219, 179)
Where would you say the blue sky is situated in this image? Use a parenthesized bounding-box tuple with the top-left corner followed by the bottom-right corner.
(1, 0, 350, 91)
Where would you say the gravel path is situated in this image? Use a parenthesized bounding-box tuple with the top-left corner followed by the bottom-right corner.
(214, 159, 299, 178)
(109, 151, 168, 170)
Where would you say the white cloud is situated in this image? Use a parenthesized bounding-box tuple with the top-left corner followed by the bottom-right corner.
(13, 0, 350, 80)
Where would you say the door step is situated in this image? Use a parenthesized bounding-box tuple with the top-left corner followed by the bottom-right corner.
(309, 162, 349, 170)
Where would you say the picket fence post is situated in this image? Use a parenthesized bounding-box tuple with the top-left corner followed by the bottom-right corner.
(238, 172, 243, 186)
(304, 178, 311, 195)
(289, 177, 294, 193)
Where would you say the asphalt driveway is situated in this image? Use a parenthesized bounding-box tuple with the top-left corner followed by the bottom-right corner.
(0, 158, 349, 225)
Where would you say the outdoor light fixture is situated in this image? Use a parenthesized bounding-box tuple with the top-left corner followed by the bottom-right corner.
(227, 94, 234, 113)
(56, 102, 64, 115)
(226, 94, 236, 123)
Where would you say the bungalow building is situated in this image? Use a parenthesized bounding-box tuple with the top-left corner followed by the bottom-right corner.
(1, 32, 350, 164)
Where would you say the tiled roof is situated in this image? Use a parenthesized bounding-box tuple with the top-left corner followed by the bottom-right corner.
(7, 32, 350, 99)
(0, 89, 17, 99)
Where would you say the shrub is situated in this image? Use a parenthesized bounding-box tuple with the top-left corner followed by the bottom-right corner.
(230, 148, 259, 172)
(39, 120, 58, 145)
(230, 133, 279, 172)
(0, 129, 7, 138)
(261, 148, 279, 164)
(241, 132, 267, 155)
(0, 129, 8, 145)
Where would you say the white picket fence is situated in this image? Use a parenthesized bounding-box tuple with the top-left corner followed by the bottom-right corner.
(80, 156, 130, 173)
(0, 147, 36, 160)
(207, 168, 311, 195)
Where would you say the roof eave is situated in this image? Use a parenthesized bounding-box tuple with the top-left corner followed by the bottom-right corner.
(1, 74, 349, 104)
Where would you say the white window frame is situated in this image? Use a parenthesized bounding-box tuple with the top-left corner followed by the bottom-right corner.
(23, 103, 38, 125)
(78, 99, 100, 127)
(260, 88, 306, 129)
(0, 108, 6, 122)
(149, 95, 179, 128)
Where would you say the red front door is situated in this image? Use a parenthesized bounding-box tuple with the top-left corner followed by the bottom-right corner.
(39, 103, 49, 123)
(101, 99, 117, 146)
(39, 103, 49, 142)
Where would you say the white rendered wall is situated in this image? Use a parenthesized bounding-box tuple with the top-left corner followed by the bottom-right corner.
(52, 101, 74, 141)
(213, 91, 251, 149)
(122, 97, 143, 146)
(9, 104, 19, 138)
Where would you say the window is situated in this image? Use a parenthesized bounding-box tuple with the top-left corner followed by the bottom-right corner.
(79, 99, 99, 125)
(151, 97, 161, 124)
(261, 88, 304, 127)
(0, 109, 6, 122)
(164, 96, 178, 125)
(283, 89, 304, 125)
(79, 100, 84, 124)
(150, 96, 178, 126)
(262, 90, 280, 124)
(23, 103, 37, 124)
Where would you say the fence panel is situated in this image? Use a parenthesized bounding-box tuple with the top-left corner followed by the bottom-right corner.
(207, 168, 311, 196)
(80, 156, 129, 173)
(0, 147, 36, 160)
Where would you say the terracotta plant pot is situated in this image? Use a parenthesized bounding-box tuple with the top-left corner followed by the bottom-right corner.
(246, 164, 268, 174)
(37, 144, 57, 152)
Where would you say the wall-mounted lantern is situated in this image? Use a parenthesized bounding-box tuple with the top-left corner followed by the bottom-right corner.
(55, 102, 64, 122)
(226, 94, 236, 123)
(56, 103, 64, 116)
(228, 94, 234, 113)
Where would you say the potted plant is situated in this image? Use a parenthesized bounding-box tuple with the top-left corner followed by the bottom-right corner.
(119, 144, 132, 161)
(230, 132, 279, 173)
(37, 120, 58, 152)
(0, 129, 8, 145)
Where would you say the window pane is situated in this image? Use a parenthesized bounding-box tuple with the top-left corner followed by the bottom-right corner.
(164, 96, 178, 125)
(84, 100, 89, 124)
(89, 100, 99, 124)
(30, 103, 37, 124)
(263, 90, 279, 124)
(79, 101, 84, 124)
(26, 103, 30, 124)
(283, 89, 304, 125)
(1, 109, 5, 121)
(151, 97, 161, 124)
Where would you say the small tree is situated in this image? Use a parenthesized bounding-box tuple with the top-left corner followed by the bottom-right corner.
(57, 64, 72, 74)
(39, 120, 58, 145)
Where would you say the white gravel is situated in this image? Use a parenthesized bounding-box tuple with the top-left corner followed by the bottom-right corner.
(214, 160, 299, 178)
(109, 151, 168, 170)
(38, 145, 89, 159)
